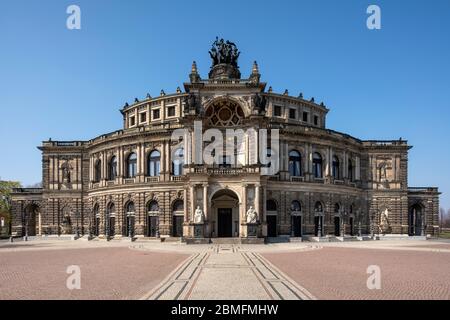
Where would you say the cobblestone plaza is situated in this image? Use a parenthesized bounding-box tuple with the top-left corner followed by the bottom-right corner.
(1, 239, 449, 300)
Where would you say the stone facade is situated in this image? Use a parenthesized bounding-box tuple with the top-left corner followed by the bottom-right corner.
(10, 42, 440, 240)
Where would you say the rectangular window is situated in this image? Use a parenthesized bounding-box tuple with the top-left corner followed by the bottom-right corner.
(289, 109, 296, 119)
(129, 116, 136, 126)
(153, 109, 160, 120)
(302, 112, 308, 122)
(140, 113, 147, 123)
(274, 105, 282, 117)
(314, 115, 319, 126)
(167, 106, 175, 117)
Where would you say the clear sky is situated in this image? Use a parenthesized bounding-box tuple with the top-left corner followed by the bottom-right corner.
(1, 0, 449, 208)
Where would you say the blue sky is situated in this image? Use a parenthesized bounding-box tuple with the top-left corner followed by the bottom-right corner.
(0, 0, 449, 208)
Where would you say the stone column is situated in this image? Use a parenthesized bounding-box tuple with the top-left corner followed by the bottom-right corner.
(262, 186, 267, 237)
(356, 156, 361, 181)
(203, 184, 208, 220)
(203, 184, 209, 237)
(183, 188, 188, 222)
(255, 184, 261, 221)
(38, 212, 42, 236)
(160, 141, 166, 174)
(166, 140, 171, 179)
(190, 184, 195, 221)
(242, 184, 247, 221)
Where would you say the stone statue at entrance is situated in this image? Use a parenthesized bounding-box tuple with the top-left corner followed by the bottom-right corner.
(246, 206, 258, 224)
(193, 206, 204, 224)
(379, 208, 391, 234)
(61, 213, 72, 234)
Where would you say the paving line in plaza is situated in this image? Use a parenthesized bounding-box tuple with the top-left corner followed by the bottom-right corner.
(141, 244, 316, 300)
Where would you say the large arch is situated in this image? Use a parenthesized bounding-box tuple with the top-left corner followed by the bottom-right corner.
(204, 97, 247, 127)
(172, 199, 184, 237)
(409, 203, 424, 236)
(24, 203, 40, 237)
(211, 189, 240, 238)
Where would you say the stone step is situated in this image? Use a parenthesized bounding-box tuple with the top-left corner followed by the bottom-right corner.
(134, 237, 162, 243)
(161, 237, 182, 243)
(210, 238, 241, 244)
(302, 236, 331, 242)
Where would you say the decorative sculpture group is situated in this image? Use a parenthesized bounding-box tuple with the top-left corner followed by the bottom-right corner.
(246, 206, 258, 224)
(253, 93, 267, 115)
(209, 37, 240, 67)
(193, 206, 204, 224)
(183, 93, 202, 115)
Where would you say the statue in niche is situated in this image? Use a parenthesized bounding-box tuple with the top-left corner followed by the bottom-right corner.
(379, 208, 391, 234)
(246, 206, 258, 224)
(61, 213, 72, 234)
(193, 206, 204, 224)
(61, 162, 71, 183)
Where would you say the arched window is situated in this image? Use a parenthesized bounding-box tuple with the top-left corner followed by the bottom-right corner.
(289, 150, 302, 177)
(172, 148, 184, 176)
(349, 204, 354, 214)
(314, 201, 323, 212)
(107, 203, 115, 215)
(332, 156, 340, 179)
(313, 152, 323, 178)
(334, 203, 340, 214)
(148, 150, 161, 177)
(126, 153, 137, 178)
(348, 159, 354, 181)
(126, 202, 135, 214)
(124, 201, 135, 237)
(266, 200, 277, 211)
(291, 201, 301, 212)
(94, 160, 101, 182)
(173, 200, 184, 212)
(147, 200, 159, 213)
(93, 204, 100, 236)
(108, 156, 117, 181)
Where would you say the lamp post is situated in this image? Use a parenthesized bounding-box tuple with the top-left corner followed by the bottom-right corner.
(24, 210, 28, 242)
(105, 212, 110, 240)
(370, 213, 375, 238)
(317, 216, 322, 237)
(75, 211, 80, 238)
(421, 214, 425, 237)
(88, 210, 93, 238)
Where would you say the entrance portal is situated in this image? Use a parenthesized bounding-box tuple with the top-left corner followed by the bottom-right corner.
(211, 189, 239, 238)
(267, 215, 277, 237)
(292, 215, 302, 237)
(217, 208, 232, 237)
(334, 217, 340, 236)
(409, 204, 423, 236)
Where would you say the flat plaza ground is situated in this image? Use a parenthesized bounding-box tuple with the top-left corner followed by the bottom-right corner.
(0, 239, 449, 300)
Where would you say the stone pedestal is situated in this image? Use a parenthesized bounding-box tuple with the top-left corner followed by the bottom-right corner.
(243, 223, 258, 238)
(194, 223, 204, 238)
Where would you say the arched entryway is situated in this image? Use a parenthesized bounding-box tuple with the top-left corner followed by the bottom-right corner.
(172, 200, 184, 237)
(106, 203, 116, 237)
(92, 204, 100, 236)
(211, 190, 239, 238)
(291, 201, 302, 237)
(147, 200, 160, 237)
(314, 202, 324, 236)
(24, 204, 39, 236)
(333, 203, 341, 236)
(409, 204, 424, 236)
(266, 200, 278, 237)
